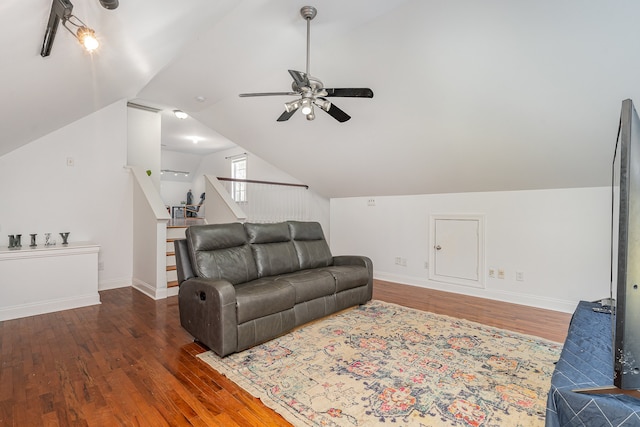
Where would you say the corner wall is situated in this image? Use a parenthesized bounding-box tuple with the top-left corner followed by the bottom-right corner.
(330, 187, 611, 313)
(0, 100, 133, 290)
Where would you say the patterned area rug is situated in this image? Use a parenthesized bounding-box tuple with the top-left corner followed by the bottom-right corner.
(198, 300, 562, 426)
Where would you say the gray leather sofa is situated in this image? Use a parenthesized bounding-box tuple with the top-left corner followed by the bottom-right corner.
(173, 221, 373, 357)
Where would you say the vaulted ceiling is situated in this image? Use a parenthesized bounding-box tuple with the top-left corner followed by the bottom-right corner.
(4, 0, 640, 198)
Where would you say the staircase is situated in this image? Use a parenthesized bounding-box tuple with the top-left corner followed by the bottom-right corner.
(166, 224, 188, 292)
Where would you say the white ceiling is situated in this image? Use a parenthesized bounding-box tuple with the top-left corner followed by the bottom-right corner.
(3, 0, 640, 198)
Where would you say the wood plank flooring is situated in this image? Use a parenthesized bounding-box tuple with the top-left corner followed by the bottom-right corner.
(0, 280, 572, 426)
(373, 280, 573, 343)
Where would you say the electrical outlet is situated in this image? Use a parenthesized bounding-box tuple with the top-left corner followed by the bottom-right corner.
(497, 269, 505, 279)
(516, 271, 524, 281)
(424, 261, 429, 269)
(488, 267, 496, 278)
(66, 157, 74, 167)
(367, 198, 376, 206)
(98, 261, 104, 271)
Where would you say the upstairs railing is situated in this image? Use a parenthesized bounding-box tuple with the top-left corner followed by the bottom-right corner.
(216, 177, 311, 223)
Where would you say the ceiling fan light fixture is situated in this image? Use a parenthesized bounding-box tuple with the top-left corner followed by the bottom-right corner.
(284, 100, 300, 113)
(300, 98, 313, 115)
(238, 5, 373, 123)
(315, 98, 331, 111)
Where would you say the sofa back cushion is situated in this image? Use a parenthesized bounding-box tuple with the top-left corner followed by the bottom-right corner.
(186, 223, 258, 285)
(288, 221, 333, 269)
(245, 222, 299, 277)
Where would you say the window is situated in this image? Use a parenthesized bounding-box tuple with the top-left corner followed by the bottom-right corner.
(231, 156, 247, 202)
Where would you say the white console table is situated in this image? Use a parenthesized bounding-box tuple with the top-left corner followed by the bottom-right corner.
(0, 241, 100, 321)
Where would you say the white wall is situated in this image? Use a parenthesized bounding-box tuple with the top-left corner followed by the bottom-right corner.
(0, 100, 133, 290)
(160, 181, 193, 207)
(127, 106, 161, 190)
(159, 150, 203, 207)
(330, 187, 611, 313)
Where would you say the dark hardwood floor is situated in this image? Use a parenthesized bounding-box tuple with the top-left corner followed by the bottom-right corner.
(373, 279, 573, 343)
(0, 280, 572, 426)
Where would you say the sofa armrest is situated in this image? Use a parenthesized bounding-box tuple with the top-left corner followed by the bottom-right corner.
(333, 255, 374, 299)
(333, 255, 373, 270)
(178, 277, 238, 357)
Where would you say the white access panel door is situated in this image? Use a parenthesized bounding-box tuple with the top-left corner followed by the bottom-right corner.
(429, 215, 484, 288)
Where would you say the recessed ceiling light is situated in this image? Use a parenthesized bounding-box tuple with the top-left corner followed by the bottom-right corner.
(195, 96, 206, 103)
(173, 110, 188, 119)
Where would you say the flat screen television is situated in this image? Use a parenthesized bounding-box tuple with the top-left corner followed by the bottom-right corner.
(613, 98, 640, 390)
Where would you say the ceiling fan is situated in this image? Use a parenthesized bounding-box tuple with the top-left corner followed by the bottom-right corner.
(239, 6, 374, 122)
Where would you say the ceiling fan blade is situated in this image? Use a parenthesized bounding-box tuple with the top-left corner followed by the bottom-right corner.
(288, 70, 309, 87)
(277, 108, 298, 122)
(322, 102, 351, 122)
(239, 92, 298, 97)
(324, 88, 374, 98)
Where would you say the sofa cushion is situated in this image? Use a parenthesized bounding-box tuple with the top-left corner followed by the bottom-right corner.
(235, 278, 296, 324)
(288, 221, 333, 269)
(245, 223, 299, 277)
(321, 265, 370, 292)
(187, 223, 258, 284)
(245, 222, 290, 244)
(277, 270, 336, 303)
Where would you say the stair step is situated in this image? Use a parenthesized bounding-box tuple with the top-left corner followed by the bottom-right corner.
(167, 251, 175, 257)
(167, 265, 176, 272)
(166, 269, 177, 282)
(166, 226, 188, 240)
(168, 280, 179, 288)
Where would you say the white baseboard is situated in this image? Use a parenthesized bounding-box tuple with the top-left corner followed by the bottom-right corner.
(374, 271, 577, 314)
(167, 286, 179, 297)
(132, 278, 168, 300)
(0, 294, 101, 322)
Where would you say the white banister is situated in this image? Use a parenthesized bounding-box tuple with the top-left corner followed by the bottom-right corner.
(217, 178, 311, 223)
(128, 166, 170, 299)
(204, 175, 247, 223)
